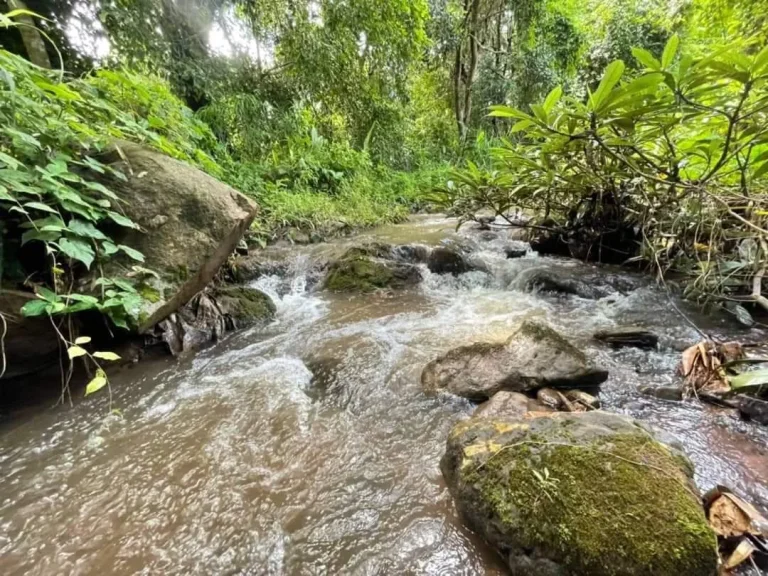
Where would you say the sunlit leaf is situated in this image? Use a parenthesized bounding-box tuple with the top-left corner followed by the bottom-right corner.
(661, 34, 680, 69)
(85, 370, 108, 396)
(58, 238, 95, 269)
(67, 345, 88, 359)
(93, 351, 121, 361)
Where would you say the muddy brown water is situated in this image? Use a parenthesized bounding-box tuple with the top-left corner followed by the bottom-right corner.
(2, 215, 768, 575)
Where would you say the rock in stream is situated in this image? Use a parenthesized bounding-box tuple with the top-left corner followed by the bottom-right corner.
(422, 320, 608, 400)
(441, 411, 719, 576)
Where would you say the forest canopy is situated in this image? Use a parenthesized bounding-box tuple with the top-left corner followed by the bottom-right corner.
(1, 0, 768, 328)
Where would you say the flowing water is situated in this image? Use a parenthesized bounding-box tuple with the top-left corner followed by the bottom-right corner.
(2, 215, 768, 575)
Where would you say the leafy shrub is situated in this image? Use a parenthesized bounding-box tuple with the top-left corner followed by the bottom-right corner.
(440, 36, 768, 315)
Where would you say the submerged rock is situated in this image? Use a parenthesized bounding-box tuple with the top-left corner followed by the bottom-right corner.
(421, 320, 608, 400)
(514, 267, 608, 299)
(441, 411, 718, 576)
(639, 384, 684, 402)
(504, 246, 528, 259)
(392, 244, 430, 264)
(595, 327, 659, 349)
(325, 256, 421, 293)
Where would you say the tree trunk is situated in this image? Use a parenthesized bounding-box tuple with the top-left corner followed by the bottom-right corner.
(460, 0, 480, 140)
(7, 0, 51, 68)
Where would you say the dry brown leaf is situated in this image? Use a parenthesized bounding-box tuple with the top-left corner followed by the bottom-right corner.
(681, 343, 700, 377)
(722, 493, 768, 537)
(709, 495, 752, 537)
(724, 538, 756, 570)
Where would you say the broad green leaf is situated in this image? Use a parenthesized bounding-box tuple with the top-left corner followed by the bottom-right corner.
(68, 346, 88, 359)
(24, 202, 58, 214)
(118, 245, 145, 262)
(622, 73, 664, 96)
(102, 242, 119, 255)
(488, 105, 533, 121)
(68, 219, 108, 240)
(107, 211, 139, 229)
(85, 371, 108, 396)
(75, 336, 92, 345)
(511, 119, 534, 133)
(0, 151, 20, 169)
(21, 229, 61, 245)
(753, 47, 768, 75)
(661, 34, 680, 69)
(93, 351, 121, 361)
(38, 286, 58, 302)
(20, 299, 49, 317)
(754, 162, 768, 180)
(591, 60, 626, 111)
(4, 128, 41, 149)
(67, 294, 100, 304)
(84, 180, 118, 200)
(728, 369, 768, 392)
(58, 238, 95, 269)
(632, 47, 661, 71)
(112, 279, 137, 294)
(543, 86, 563, 114)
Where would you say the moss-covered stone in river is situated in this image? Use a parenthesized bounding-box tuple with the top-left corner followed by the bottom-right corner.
(214, 286, 276, 325)
(441, 412, 718, 576)
(325, 254, 421, 293)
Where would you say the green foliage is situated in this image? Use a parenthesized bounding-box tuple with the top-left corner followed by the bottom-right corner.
(441, 36, 768, 310)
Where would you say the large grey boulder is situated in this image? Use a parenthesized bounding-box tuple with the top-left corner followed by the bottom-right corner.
(441, 411, 718, 576)
(421, 320, 608, 400)
(96, 141, 258, 333)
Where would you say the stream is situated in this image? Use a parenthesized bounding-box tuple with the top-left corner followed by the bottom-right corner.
(1, 215, 768, 575)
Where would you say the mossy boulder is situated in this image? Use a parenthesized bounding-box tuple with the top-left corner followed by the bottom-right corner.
(325, 254, 421, 293)
(213, 286, 276, 327)
(442, 411, 718, 576)
(422, 320, 608, 400)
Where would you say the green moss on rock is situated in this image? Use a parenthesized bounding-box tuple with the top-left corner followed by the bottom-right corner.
(214, 286, 276, 325)
(442, 412, 718, 576)
(325, 257, 395, 292)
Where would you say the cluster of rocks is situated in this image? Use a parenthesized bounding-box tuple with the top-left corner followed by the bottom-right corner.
(421, 319, 719, 575)
(315, 241, 489, 293)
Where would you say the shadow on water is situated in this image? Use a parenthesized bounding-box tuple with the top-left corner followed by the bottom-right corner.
(1, 214, 767, 575)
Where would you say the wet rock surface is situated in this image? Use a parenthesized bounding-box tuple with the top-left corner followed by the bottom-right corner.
(325, 254, 422, 293)
(514, 267, 609, 299)
(473, 391, 530, 419)
(441, 411, 719, 576)
(427, 245, 474, 275)
(595, 327, 659, 349)
(421, 320, 608, 400)
(156, 286, 275, 355)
